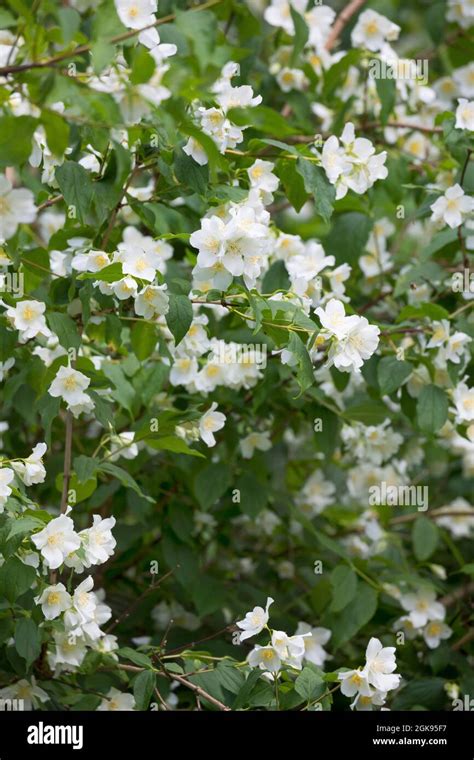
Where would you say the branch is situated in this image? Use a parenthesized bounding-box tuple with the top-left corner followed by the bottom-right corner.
(105, 568, 174, 633)
(0, 0, 223, 77)
(325, 0, 366, 52)
(167, 672, 231, 712)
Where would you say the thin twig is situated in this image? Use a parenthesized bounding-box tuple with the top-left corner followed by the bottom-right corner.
(325, 0, 366, 52)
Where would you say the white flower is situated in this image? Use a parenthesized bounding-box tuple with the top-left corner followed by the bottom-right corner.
(97, 687, 136, 711)
(264, 0, 308, 35)
(247, 644, 281, 673)
(71, 249, 110, 272)
(112, 276, 138, 300)
(134, 284, 169, 319)
(247, 160, 279, 195)
(31, 514, 81, 569)
(330, 316, 380, 373)
(199, 402, 226, 447)
(0, 677, 48, 710)
(169, 356, 199, 386)
(12, 442, 47, 486)
(430, 184, 474, 229)
(48, 631, 87, 669)
(338, 668, 373, 698)
(400, 588, 445, 628)
(0, 467, 14, 511)
(35, 583, 72, 620)
(240, 431, 272, 459)
(236, 596, 274, 641)
(453, 381, 474, 422)
(364, 637, 400, 692)
(437, 498, 474, 538)
(295, 623, 332, 666)
(5, 300, 51, 342)
(276, 67, 308, 93)
(315, 298, 359, 340)
(109, 432, 138, 462)
(351, 9, 400, 52)
(0, 174, 36, 240)
(114, 0, 156, 29)
(321, 136, 350, 184)
(271, 630, 308, 669)
(48, 366, 91, 406)
(80, 515, 117, 566)
(422, 620, 452, 649)
(296, 470, 336, 516)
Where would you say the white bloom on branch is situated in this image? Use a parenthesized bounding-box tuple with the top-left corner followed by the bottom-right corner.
(5, 300, 51, 342)
(455, 98, 474, 130)
(400, 588, 445, 628)
(97, 687, 136, 711)
(240, 431, 272, 459)
(351, 9, 400, 52)
(35, 583, 72, 620)
(48, 366, 91, 407)
(247, 644, 281, 673)
(80, 515, 117, 566)
(364, 637, 400, 692)
(236, 596, 274, 641)
(0, 174, 36, 241)
(0, 467, 14, 511)
(12, 442, 47, 486)
(430, 184, 474, 229)
(199, 402, 226, 448)
(31, 514, 81, 569)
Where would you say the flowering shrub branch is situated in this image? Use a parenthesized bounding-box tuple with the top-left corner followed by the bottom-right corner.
(0, 0, 472, 714)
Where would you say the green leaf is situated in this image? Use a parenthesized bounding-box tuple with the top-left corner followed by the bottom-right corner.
(118, 647, 154, 669)
(416, 385, 449, 434)
(287, 332, 314, 395)
(100, 462, 153, 502)
(0, 115, 37, 167)
(343, 401, 388, 425)
(229, 105, 295, 138)
(131, 321, 157, 361)
(392, 678, 446, 710)
(296, 158, 335, 223)
(290, 6, 309, 65)
(79, 263, 123, 283)
(56, 161, 95, 224)
(41, 109, 70, 156)
(133, 670, 156, 710)
(7, 517, 44, 541)
(294, 667, 324, 702)
(325, 213, 372, 264)
(0, 556, 37, 604)
(46, 312, 81, 351)
(91, 40, 117, 74)
(239, 472, 268, 518)
(377, 356, 413, 395)
(375, 76, 396, 125)
(15, 618, 41, 667)
(74, 455, 98, 483)
(165, 294, 193, 346)
(330, 583, 378, 648)
(174, 149, 209, 195)
(194, 463, 232, 509)
(412, 516, 439, 561)
(147, 436, 205, 458)
(330, 565, 358, 612)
